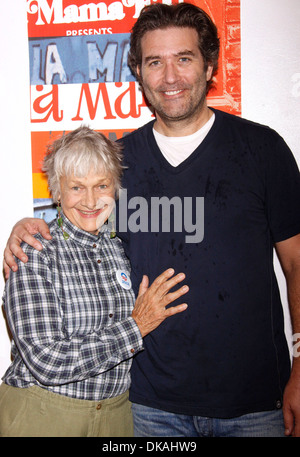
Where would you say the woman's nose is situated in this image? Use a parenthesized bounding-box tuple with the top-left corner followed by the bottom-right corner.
(82, 190, 97, 208)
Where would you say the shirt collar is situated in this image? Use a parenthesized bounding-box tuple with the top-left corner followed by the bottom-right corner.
(58, 212, 110, 248)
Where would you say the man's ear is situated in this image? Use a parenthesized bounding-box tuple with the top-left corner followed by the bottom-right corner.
(206, 64, 214, 82)
(136, 65, 142, 82)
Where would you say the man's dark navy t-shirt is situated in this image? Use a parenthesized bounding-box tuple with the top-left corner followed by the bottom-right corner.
(117, 108, 300, 418)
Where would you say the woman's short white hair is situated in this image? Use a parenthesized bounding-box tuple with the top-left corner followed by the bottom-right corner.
(42, 126, 124, 202)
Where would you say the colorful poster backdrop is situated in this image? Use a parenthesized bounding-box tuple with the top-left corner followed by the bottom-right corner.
(27, 0, 241, 219)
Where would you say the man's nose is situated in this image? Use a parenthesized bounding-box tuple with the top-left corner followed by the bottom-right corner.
(163, 61, 179, 84)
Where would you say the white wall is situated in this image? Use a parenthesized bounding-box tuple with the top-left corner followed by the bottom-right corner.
(240, 0, 300, 349)
(241, 0, 300, 156)
(0, 0, 33, 376)
(0, 0, 299, 377)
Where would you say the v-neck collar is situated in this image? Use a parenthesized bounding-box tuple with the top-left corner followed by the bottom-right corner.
(147, 108, 221, 174)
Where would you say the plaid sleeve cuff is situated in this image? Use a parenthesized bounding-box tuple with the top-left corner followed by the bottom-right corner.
(107, 316, 144, 360)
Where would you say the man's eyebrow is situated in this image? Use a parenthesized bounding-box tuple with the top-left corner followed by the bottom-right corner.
(176, 50, 196, 57)
(143, 49, 196, 64)
(144, 54, 161, 64)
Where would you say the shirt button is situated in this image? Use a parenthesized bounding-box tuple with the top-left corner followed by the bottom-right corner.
(93, 244, 97, 248)
(130, 348, 135, 354)
(276, 400, 282, 409)
(97, 259, 101, 264)
(109, 313, 113, 318)
(96, 403, 102, 410)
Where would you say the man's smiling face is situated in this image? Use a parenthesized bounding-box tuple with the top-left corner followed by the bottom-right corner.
(137, 26, 213, 132)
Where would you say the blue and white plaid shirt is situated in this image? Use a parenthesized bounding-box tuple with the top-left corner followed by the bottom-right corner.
(2, 214, 143, 401)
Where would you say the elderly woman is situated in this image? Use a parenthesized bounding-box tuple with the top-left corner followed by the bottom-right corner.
(0, 126, 188, 437)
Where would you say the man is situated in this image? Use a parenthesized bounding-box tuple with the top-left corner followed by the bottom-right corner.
(4, 3, 300, 437)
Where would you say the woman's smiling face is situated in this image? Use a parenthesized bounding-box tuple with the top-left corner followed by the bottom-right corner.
(59, 168, 115, 235)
